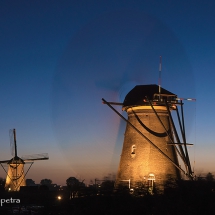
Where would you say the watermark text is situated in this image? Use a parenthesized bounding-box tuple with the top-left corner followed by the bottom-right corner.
(1, 198, 20, 206)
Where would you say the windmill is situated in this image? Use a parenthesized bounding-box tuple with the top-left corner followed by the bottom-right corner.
(102, 84, 195, 193)
(0, 129, 49, 191)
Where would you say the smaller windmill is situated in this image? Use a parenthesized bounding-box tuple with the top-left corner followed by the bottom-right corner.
(0, 129, 49, 191)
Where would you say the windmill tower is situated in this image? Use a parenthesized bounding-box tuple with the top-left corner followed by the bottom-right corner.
(102, 84, 194, 193)
(0, 129, 49, 191)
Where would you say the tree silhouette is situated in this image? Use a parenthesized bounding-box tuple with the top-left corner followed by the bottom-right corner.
(40, 178, 52, 185)
(66, 177, 84, 198)
(206, 172, 214, 181)
(100, 174, 115, 192)
(26, 179, 36, 186)
(0, 177, 5, 191)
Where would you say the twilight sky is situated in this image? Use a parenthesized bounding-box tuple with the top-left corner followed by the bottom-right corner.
(0, 0, 215, 185)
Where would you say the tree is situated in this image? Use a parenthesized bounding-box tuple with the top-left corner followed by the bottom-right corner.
(66, 177, 84, 198)
(206, 172, 214, 181)
(66, 177, 79, 187)
(40, 178, 52, 185)
(0, 177, 5, 191)
(98, 174, 115, 195)
(26, 179, 36, 186)
(101, 180, 114, 190)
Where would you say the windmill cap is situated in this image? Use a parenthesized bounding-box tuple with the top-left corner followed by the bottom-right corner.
(8, 156, 25, 164)
(123, 84, 177, 107)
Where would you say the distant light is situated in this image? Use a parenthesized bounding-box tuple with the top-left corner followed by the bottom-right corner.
(57, 196, 62, 200)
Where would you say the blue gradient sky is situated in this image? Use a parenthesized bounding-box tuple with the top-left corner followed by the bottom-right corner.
(0, 0, 214, 185)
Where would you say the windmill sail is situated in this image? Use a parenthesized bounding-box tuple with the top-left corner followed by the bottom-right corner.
(21, 153, 49, 161)
(9, 129, 15, 157)
(0, 159, 11, 163)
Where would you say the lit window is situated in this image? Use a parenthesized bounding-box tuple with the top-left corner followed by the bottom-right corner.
(148, 173, 155, 190)
(131, 145, 136, 154)
(148, 173, 155, 181)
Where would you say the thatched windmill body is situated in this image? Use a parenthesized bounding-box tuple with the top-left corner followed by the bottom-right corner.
(103, 84, 193, 192)
(0, 129, 49, 191)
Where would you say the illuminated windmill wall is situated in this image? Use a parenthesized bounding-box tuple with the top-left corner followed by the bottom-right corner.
(103, 84, 193, 192)
(5, 158, 26, 191)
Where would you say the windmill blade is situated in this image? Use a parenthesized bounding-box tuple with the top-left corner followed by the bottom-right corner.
(9, 129, 15, 156)
(9, 129, 18, 157)
(0, 159, 10, 163)
(21, 153, 49, 161)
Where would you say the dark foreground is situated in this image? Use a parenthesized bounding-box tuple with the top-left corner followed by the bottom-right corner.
(1, 181, 215, 214)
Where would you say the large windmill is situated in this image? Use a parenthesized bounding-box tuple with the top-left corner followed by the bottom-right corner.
(102, 84, 194, 193)
(0, 129, 49, 191)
